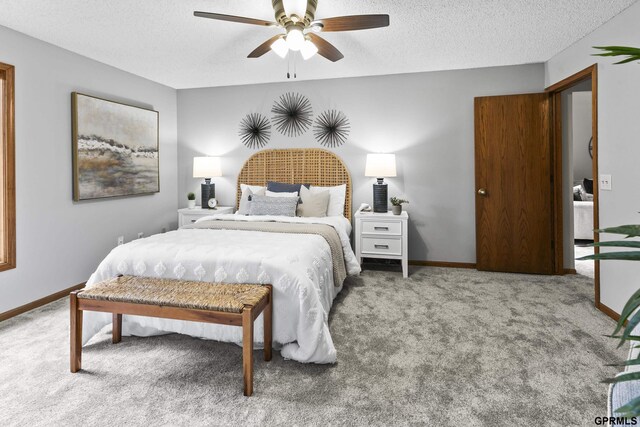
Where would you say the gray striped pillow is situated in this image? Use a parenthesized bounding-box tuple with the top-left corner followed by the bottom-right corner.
(248, 195, 298, 217)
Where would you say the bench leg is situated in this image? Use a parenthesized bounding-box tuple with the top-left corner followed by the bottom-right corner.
(242, 306, 254, 396)
(70, 291, 83, 373)
(264, 285, 272, 362)
(112, 313, 122, 344)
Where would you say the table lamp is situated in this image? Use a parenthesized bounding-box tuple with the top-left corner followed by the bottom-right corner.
(365, 153, 396, 213)
(193, 157, 222, 209)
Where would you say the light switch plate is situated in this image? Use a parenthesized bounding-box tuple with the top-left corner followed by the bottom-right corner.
(600, 174, 612, 191)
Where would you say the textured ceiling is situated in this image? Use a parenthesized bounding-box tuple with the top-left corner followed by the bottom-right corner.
(0, 0, 637, 89)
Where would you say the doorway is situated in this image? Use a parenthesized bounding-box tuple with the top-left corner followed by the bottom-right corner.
(473, 65, 604, 315)
(546, 65, 603, 314)
(563, 84, 594, 278)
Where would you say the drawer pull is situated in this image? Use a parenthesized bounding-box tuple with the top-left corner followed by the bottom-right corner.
(375, 244, 389, 249)
(374, 226, 389, 231)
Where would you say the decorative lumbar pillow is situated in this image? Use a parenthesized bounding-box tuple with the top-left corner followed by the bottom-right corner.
(265, 190, 299, 198)
(249, 195, 298, 217)
(297, 186, 330, 217)
(310, 184, 346, 217)
(238, 186, 266, 215)
(266, 181, 309, 195)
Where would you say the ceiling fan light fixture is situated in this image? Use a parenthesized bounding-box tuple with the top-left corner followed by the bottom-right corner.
(301, 39, 318, 60)
(286, 28, 305, 51)
(271, 37, 289, 58)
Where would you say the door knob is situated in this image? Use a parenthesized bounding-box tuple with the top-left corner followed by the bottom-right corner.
(477, 188, 487, 196)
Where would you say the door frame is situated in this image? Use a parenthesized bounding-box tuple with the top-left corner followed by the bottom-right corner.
(545, 65, 606, 316)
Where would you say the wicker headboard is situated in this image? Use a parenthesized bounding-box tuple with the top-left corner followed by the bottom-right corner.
(237, 148, 352, 219)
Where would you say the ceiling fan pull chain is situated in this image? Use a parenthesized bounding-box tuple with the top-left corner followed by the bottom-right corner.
(294, 53, 297, 79)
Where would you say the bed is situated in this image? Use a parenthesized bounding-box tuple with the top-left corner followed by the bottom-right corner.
(82, 148, 360, 364)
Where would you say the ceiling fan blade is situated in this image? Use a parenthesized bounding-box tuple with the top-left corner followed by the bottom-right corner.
(194, 11, 277, 27)
(248, 35, 283, 58)
(314, 14, 389, 32)
(307, 33, 344, 62)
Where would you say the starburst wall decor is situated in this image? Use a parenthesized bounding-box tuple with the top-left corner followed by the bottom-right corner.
(314, 110, 350, 147)
(271, 92, 313, 137)
(239, 113, 271, 149)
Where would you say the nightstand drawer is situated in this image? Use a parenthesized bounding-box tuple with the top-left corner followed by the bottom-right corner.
(178, 207, 234, 228)
(361, 221, 402, 236)
(361, 237, 402, 256)
(182, 215, 200, 224)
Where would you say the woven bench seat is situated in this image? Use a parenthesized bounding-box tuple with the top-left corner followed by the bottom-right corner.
(70, 275, 272, 396)
(79, 276, 270, 314)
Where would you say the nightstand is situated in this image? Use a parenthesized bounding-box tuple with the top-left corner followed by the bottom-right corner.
(178, 206, 234, 227)
(355, 210, 409, 278)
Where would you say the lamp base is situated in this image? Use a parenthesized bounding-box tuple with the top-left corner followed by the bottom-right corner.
(201, 181, 215, 209)
(373, 179, 388, 213)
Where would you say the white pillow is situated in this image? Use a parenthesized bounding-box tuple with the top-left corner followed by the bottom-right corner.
(240, 183, 266, 194)
(297, 186, 330, 217)
(265, 190, 298, 198)
(310, 184, 346, 217)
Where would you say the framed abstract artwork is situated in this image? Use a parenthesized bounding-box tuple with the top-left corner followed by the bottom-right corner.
(72, 92, 159, 201)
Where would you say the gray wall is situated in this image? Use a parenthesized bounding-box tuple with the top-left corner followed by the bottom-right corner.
(562, 89, 575, 268)
(0, 26, 178, 313)
(177, 64, 545, 263)
(546, 0, 640, 314)
(571, 91, 593, 182)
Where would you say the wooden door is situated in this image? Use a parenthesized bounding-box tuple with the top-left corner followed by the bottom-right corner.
(475, 93, 554, 274)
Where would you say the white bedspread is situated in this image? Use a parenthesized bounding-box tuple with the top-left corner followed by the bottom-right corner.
(82, 214, 360, 364)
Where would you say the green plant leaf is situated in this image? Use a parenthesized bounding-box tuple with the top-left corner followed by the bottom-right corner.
(615, 395, 640, 418)
(613, 287, 640, 337)
(615, 56, 640, 65)
(611, 393, 640, 419)
(590, 241, 640, 249)
(593, 46, 640, 57)
(605, 335, 640, 341)
(603, 371, 640, 384)
(606, 358, 640, 367)
(619, 310, 640, 348)
(578, 251, 640, 261)
(596, 225, 640, 237)
(594, 46, 640, 52)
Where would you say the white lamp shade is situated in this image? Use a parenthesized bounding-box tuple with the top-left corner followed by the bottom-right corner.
(365, 154, 397, 177)
(193, 157, 222, 178)
(286, 28, 305, 51)
(301, 39, 318, 60)
(271, 37, 289, 58)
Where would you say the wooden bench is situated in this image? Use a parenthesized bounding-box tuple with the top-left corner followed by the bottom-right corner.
(70, 275, 272, 396)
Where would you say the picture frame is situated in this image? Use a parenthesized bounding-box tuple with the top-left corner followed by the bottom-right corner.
(71, 92, 159, 201)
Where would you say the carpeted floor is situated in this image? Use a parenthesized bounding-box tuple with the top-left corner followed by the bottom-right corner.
(0, 266, 624, 426)
(575, 244, 595, 279)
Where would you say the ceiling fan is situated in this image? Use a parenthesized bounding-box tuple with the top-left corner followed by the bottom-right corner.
(194, 0, 390, 62)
